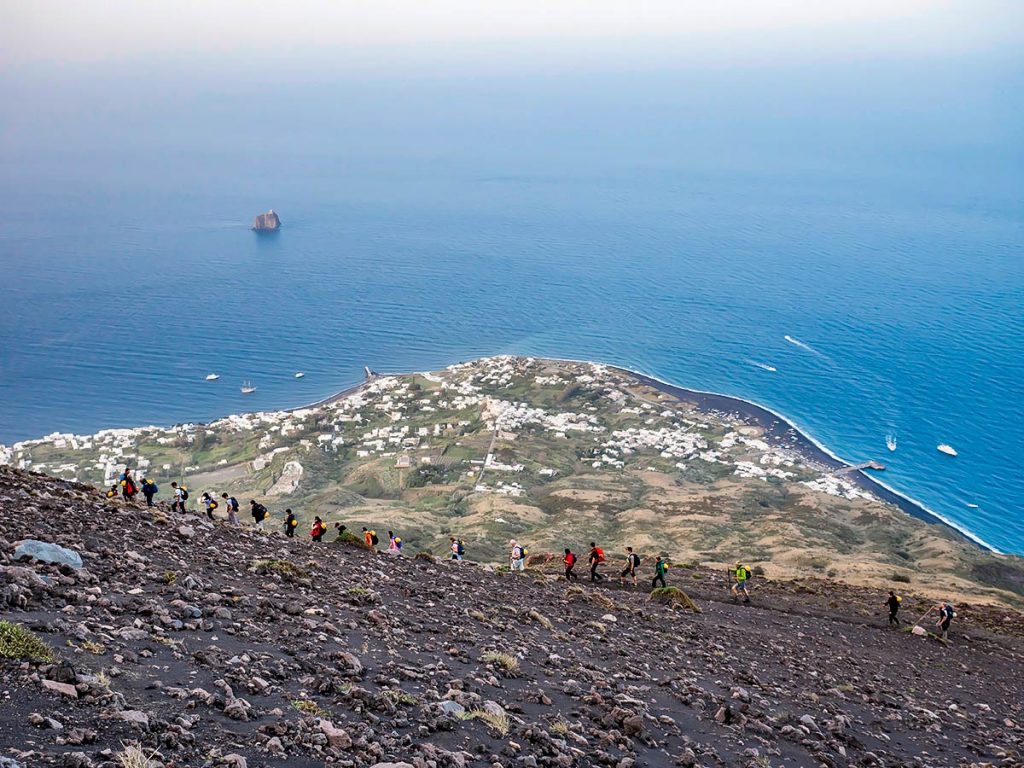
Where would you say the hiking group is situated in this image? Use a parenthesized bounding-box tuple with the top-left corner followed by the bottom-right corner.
(107, 464, 957, 640)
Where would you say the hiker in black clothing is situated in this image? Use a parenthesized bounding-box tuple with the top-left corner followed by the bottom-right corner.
(120, 467, 138, 500)
(588, 543, 606, 582)
(936, 602, 955, 640)
(563, 548, 579, 581)
(250, 499, 268, 529)
(619, 546, 641, 586)
(886, 590, 902, 626)
(284, 509, 297, 538)
(140, 478, 158, 507)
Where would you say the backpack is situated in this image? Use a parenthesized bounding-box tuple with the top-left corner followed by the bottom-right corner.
(289, 518, 297, 528)
(595, 548, 606, 563)
(180, 488, 189, 501)
(106, 489, 116, 498)
(743, 567, 752, 580)
(394, 538, 402, 549)
(209, 500, 219, 509)
(370, 531, 379, 546)
(631, 553, 641, 568)
(457, 540, 466, 556)
(150, 483, 158, 494)
(254, 503, 267, 520)
(228, 496, 239, 510)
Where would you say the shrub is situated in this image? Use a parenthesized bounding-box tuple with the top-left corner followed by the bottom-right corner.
(527, 609, 553, 629)
(649, 587, 702, 613)
(481, 650, 519, 675)
(890, 572, 912, 584)
(116, 745, 163, 768)
(461, 708, 511, 737)
(0, 621, 55, 662)
(252, 559, 310, 582)
(292, 698, 329, 717)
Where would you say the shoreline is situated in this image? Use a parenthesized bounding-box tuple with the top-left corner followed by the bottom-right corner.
(613, 367, 1001, 555)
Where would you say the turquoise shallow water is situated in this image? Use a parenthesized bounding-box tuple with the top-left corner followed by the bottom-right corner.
(1, 65, 1022, 552)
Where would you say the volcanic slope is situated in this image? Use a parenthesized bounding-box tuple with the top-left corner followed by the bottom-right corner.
(1, 467, 1023, 768)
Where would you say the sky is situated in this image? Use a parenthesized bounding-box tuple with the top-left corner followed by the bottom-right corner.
(3, 1, 1023, 76)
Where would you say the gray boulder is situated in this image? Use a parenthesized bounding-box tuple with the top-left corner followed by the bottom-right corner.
(13, 540, 83, 570)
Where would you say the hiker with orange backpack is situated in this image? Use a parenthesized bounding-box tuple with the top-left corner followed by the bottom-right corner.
(589, 542, 606, 582)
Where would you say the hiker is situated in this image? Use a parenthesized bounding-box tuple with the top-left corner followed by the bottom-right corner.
(250, 499, 268, 529)
(936, 601, 955, 640)
(509, 540, 526, 572)
(619, 546, 640, 586)
(563, 548, 579, 581)
(450, 537, 463, 561)
(120, 467, 138, 500)
(141, 477, 158, 507)
(362, 527, 379, 549)
(334, 523, 347, 540)
(170, 482, 188, 514)
(310, 516, 326, 542)
(105, 484, 119, 499)
(201, 492, 218, 521)
(652, 555, 669, 588)
(731, 561, 751, 603)
(886, 590, 902, 626)
(588, 542, 606, 582)
(221, 493, 240, 526)
(284, 509, 297, 537)
(388, 531, 403, 554)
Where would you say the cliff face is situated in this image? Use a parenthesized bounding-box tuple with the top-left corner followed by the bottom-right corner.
(252, 209, 281, 231)
(1, 465, 1024, 767)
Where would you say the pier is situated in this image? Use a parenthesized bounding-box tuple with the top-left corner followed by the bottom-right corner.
(832, 461, 886, 476)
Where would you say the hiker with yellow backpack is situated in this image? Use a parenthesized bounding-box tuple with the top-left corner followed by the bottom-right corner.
(284, 509, 298, 537)
(201, 492, 219, 521)
(652, 555, 669, 588)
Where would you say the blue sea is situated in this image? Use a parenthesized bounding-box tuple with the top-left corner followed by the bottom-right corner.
(1, 60, 1022, 552)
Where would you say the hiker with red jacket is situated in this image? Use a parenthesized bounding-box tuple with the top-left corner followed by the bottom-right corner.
(120, 467, 138, 500)
(563, 548, 579, 582)
(589, 542, 606, 582)
(310, 516, 326, 542)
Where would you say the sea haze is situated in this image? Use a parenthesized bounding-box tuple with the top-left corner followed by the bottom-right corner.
(1, 58, 1022, 552)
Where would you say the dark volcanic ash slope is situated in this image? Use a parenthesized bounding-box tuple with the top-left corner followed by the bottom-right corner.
(1, 467, 1022, 768)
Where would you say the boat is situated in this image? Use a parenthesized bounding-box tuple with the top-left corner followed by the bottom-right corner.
(937, 443, 958, 457)
(966, 503, 979, 509)
(886, 434, 897, 452)
(294, 372, 305, 379)
(240, 381, 256, 394)
(205, 373, 220, 381)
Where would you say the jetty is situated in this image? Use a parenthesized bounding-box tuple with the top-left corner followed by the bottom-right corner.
(832, 461, 886, 476)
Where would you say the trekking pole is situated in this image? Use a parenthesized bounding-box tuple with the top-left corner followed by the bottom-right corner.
(911, 605, 935, 628)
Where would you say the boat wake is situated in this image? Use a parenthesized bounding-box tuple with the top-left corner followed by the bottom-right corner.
(784, 335, 820, 355)
(747, 360, 777, 373)
(886, 434, 897, 452)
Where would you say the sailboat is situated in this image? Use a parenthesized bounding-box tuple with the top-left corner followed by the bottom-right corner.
(240, 381, 256, 394)
(885, 434, 897, 452)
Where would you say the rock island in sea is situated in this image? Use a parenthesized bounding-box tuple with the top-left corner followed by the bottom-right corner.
(3, 355, 1022, 607)
(251, 209, 281, 231)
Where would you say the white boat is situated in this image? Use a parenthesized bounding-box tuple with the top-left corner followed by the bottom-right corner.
(294, 372, 305, 379)
(241, 381, 256, 394)
(937, 443, 957, 457)
(205, 373, 220, 381)
(966, 503, 979, 509)
(885, 434, 897, 452)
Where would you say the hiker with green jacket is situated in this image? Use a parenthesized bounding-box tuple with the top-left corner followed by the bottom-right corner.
(652, 556, 669, 588)
(731, 561, 751, 603)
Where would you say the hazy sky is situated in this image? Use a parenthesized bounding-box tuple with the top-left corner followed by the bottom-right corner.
(4, 0, 1022, 74)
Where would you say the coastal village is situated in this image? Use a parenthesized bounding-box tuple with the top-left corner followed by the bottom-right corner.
(2, 356, 1015, 603)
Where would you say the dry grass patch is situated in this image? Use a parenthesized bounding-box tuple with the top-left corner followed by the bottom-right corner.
(481, 650, 520, 676)
(649, 586, 702, 613)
